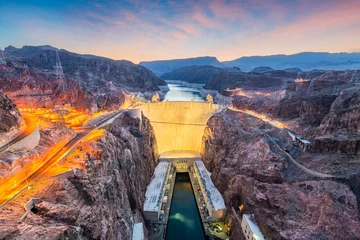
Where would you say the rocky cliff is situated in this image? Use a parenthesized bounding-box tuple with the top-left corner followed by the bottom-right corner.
(204, 71, 291, 92)
(0, 92, 23, 133)
(1, 46, 166, 111)
(202, 110, 360, 240)
(0, 113, 158, 240)
(0, 64, 98, 111)
(160, 65, 240, 84)
(230, 70, 360, 155)
(4, 46, 166, 92)
(140, 56, 223, 76)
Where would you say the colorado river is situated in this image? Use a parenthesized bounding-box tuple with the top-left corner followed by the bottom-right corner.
(166, 173, 206, 240)
(164, 83, 204, 102)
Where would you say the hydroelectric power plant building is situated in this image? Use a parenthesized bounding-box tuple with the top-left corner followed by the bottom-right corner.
(143, 151, 226, 222)
(143, 161, 172, 221)
(193, 160, 226, 219)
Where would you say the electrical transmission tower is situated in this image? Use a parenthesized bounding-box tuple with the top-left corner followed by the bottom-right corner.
(0, 48, 6, 65)
(54, 50, 66, 89)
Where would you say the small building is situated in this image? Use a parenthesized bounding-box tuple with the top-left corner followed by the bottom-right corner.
(193, 160, 226, 219)
(296, 137, 311, 152)
(241, 214, 264, 240)
(132, 222, 145, 240)
(158, 150, 201, 172)
(173, 159, 192, 172)
(143, 162, 171, 221)
(287, 131, 311, 152)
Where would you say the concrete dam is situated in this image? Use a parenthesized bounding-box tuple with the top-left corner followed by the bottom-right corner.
(140, 101, 221, 154)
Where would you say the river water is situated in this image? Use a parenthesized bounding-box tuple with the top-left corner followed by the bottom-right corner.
(166, 173, 206, 240)
(164, 83, 204, 102)
(162, 83, 206, 239)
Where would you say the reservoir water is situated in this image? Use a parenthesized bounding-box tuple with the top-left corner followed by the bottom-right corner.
(164, 83, 204, 102)
(166, 173, 206, 240)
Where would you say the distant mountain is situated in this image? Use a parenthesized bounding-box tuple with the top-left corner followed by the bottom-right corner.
(4, 45, 166, 91)
(160, 65, 240, 84)
(141, 52, 360, 74)
(223, 52, 360, 72)
(204, 70, 294, 92)
(251, 66, 274, 73)
(140, 56, 222, 76)
(283, 68, 303, 73)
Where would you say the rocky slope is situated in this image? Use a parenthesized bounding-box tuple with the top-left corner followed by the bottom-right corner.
(202, 110, 360, 240)
(231, 70, 360, 155)
(1, 46, 166, 111)
(204, 71, 291, 92)
(250, 66, 274, 73)
(0, 113, 158, 240)
(140, 56, 223, 76)
(0, 63, 98, 111)
(160, 65, 240, 84)
(0, 92, 23, 133)
(5, 46, 166, 92)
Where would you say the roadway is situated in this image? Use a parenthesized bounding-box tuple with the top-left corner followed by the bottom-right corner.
(0, 110, 123, 207)
(226, 107, 336, 179)
(0, 115, 39, 153)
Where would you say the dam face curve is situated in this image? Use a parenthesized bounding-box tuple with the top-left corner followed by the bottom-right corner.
(140, 101, 220, 154)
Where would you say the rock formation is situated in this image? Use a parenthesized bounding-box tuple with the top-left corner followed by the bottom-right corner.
(0, 92, 23, 133)
(0, 113, 158, 239)
(161, 65, 240, 84)
(202, 110, 360, 240)
(4, 46, 166, 92)
(140, 56, 223, 76)
(1, 46, 167, 111)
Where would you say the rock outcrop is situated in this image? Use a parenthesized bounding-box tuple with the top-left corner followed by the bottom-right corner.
(204, 72, 286, 92)
(0, 113, 158, 240)
(202, 110, 360, 240)
(225, 176, 360, 240)
(318, 86, 360, 135)
(0, 65, 98, 111)
(5, 45, 166, 92)
(250, 66, 274, 73)
(0, 92, 23, 133)
(161, 65, 240, 84)
(1, 46, 167, 111)
(140, 56, 223, 76)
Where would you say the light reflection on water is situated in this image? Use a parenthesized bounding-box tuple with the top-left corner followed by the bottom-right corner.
(164, 84, 205, 102)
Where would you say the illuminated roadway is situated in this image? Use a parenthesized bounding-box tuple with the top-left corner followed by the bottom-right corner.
(0, 115, 39, 153)
(0, 110, 123, 207)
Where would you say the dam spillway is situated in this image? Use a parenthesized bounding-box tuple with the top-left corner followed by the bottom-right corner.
(140, 101, 221, 154)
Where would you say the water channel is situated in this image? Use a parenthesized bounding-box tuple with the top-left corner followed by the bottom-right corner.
(162, 83, 207, 240)
(165, 173, 206, 240)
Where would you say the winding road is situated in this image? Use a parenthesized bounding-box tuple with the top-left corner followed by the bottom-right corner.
(0, 110, 123, 207)
(0, 115, 39, 153)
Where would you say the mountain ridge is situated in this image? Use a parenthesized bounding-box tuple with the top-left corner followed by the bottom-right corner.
(141, 51, 360, 75)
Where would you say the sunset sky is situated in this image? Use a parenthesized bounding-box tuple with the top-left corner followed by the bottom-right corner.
(1, 0, 359, 63)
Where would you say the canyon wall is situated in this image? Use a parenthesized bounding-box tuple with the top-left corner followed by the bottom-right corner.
(201, 110, 360, 240)
(0, 47, 166, 111)
(0, 92, 23, 134)
(0, 113, 158, 240)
